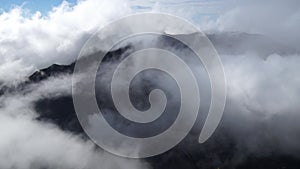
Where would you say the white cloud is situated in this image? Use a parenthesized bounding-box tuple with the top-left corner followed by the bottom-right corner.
(0, 74, 149, 169)
(0, 0, 300, 166)
(0, 113, 149, 169)
(223, 53, 300, 118)
(0, 0, 132, 84)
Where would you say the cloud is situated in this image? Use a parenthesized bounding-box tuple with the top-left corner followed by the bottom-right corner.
(168, 52, 300, 167)
(0, 74, 149, 169)
(145, 0, 300, 50)
(0, 114, 149, 169)
(216, 53, 300, 158)
(0, 0, 299, 167)
(91, 33, 300, 161)
(0, 0, 132, 84)
(200, 0, 300, 49)
(224, 53, 300, 117)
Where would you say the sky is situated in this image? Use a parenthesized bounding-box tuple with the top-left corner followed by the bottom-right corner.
(0, 0, 77, 14)
(0, 0, 220, 12)
(0, 0, 221, 22)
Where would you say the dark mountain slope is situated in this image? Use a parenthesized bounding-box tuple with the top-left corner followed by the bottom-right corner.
(1, 32, 299, 169)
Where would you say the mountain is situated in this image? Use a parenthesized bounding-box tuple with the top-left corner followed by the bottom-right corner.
(1, 32, 300, 169)
(169, 32, 299, 58)
(208, 32, 298, 57)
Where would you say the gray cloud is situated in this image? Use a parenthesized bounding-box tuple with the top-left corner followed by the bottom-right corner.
(202, 0, 300, 50)
(145, 0, 300, 50)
